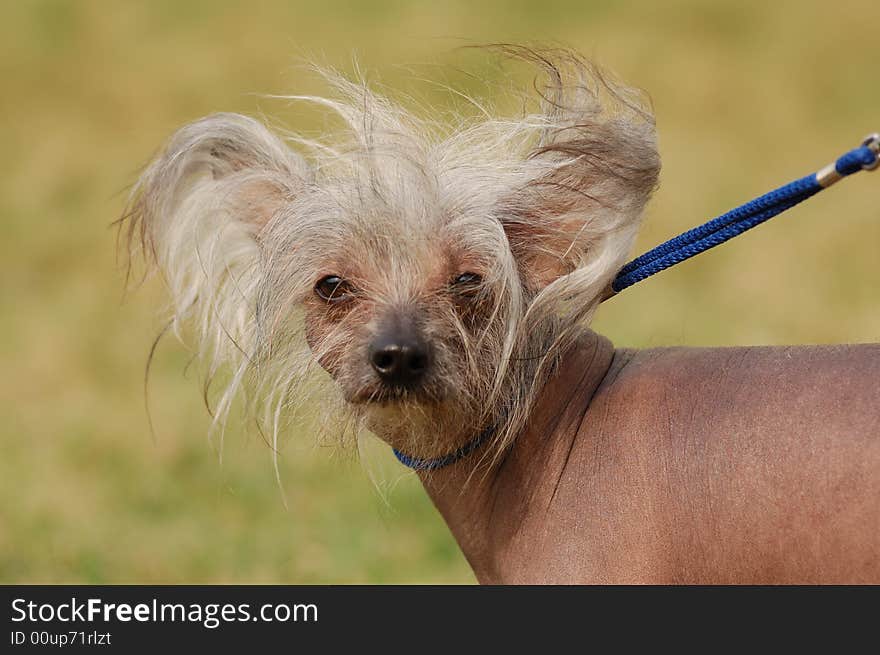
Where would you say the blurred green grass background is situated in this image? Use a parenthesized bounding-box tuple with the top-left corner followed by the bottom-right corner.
(1, 0, 878, 583)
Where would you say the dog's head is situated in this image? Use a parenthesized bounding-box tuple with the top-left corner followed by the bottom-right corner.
(121, 47, 659, 462)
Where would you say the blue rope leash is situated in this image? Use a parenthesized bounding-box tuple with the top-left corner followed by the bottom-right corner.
(394, 133, 879, 472)
(609, 133, 879, 295)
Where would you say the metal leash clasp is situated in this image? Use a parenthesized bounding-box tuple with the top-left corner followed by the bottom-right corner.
(817, 132, 880, 187)
(862, 133, 880, 171)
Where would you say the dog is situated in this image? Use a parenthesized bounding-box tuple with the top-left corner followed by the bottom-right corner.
(120, 46, 879, 583)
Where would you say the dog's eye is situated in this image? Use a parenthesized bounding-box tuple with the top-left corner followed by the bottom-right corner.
(451, 272, 482, 294)
(315, 275, 354, 302)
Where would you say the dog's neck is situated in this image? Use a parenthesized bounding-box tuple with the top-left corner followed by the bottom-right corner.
(416, 329, 615, 582)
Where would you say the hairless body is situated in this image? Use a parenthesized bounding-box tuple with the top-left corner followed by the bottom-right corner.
(423, 332, 880, 583)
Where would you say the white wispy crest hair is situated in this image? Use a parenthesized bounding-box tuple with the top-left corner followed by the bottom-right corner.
(120, 46, 660, 472)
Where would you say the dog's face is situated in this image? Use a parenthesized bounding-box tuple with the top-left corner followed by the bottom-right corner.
(300, 217, 497, 408)
(123, 48, 660, 459)
(286, 172, 523, 456)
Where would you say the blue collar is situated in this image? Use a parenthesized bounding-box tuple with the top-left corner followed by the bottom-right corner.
(392, 424, 495, 471)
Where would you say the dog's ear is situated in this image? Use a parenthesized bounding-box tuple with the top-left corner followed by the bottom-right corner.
(125, 112, 310, 260)
(498, 50, 660, 294)
(120, 112, 311, 368)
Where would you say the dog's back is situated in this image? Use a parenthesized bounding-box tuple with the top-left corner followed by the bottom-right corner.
(465, 340, 880, 583)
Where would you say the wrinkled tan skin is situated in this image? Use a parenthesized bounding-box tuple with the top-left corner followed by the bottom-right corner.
(420, 331, 880, 583)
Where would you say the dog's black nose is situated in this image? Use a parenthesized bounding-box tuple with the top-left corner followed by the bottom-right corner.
(369, 325, 429, 388)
